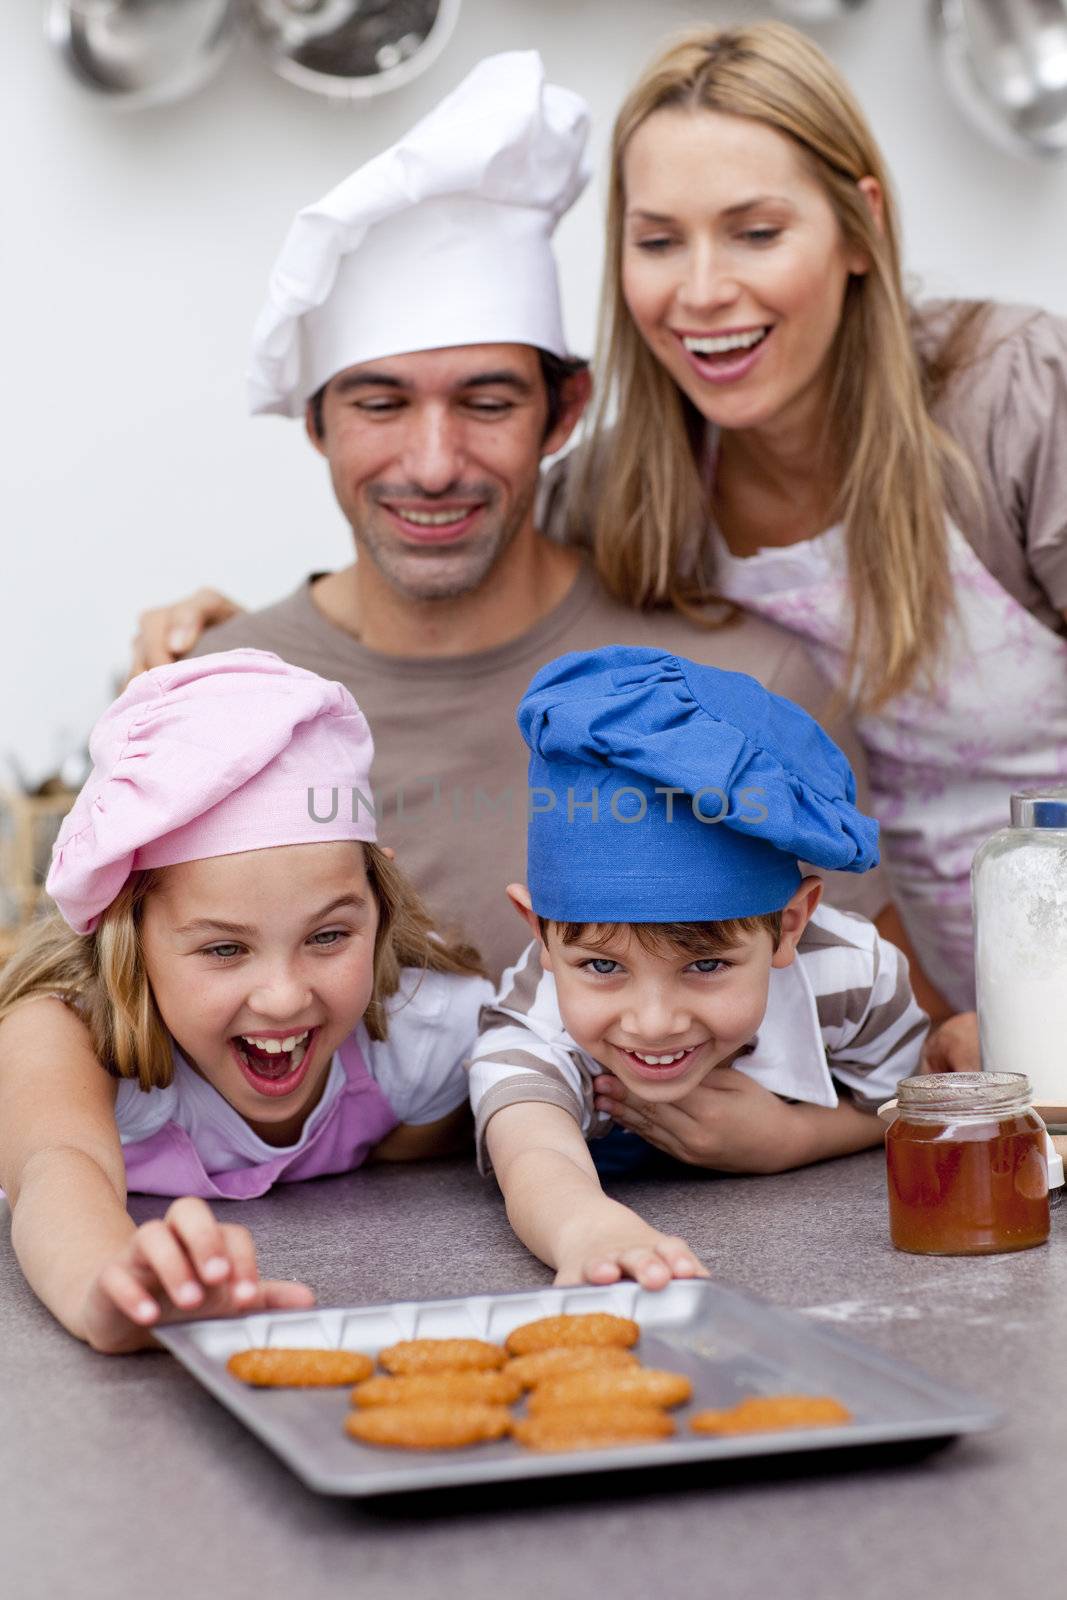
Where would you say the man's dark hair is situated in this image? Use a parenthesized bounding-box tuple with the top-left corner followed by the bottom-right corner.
(537, 349, 589, 440)
(307, 347, 588, 443)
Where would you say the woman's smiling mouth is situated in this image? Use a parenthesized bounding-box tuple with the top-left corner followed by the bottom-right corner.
(673, 324, 773, 385)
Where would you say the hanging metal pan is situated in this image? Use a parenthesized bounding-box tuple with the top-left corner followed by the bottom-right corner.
(771, 1, 871, 19)
(932, 0, 1067, 158)
(247, 0, 462, 100)
(47, 0, 240, 111)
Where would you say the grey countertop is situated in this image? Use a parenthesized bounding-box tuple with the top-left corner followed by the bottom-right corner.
(1, 1152, 1061, 1600)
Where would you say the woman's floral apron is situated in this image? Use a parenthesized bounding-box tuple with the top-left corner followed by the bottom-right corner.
(710, 520, 1067, 1011)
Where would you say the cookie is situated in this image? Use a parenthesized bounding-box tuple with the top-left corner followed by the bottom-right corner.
(505, 1345, 640, 1390)
(504, 1313, 640, 1357)
(226, 1348, 374, 1388)
(351, 1370, 522, 1408)
(513, 1404, 674, 1452)
(528, 1367, 692, 1412)
(344, 1402, 512, 1450)
(377, 1338, 506, 1375)
(690, 1395, 853, 1435)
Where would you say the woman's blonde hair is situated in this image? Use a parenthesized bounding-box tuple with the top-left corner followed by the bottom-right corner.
(0, 845, 484, 1091)
(571, 20, 977, 711)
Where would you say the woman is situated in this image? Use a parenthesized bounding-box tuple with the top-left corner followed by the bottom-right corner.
(563, 20, 1067, 1015)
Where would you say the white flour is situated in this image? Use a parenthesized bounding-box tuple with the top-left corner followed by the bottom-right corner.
(974, 839, 1067, 1104)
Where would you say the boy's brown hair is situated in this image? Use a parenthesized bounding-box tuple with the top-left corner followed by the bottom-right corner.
(538, 912, 784, 958)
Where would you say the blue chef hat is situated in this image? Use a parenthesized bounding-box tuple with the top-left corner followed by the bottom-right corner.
(517, 647, 879, 923)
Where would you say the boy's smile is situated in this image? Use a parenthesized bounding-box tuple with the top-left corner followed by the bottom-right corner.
(611, 1041, 709, 1083)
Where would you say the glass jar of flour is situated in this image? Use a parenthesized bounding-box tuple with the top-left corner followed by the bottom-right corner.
(973, 789, 1067, 1123)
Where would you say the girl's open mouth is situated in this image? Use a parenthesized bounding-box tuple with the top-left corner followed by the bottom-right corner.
(230, 1027, 319, 1099)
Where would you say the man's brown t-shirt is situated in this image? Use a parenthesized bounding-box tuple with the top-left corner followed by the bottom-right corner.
(193, 562, 887, 977)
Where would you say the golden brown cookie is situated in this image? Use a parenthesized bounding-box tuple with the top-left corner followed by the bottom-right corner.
(344, 1403, 512, 1450)
(226, 1348, 374, 1388)
(505, 1345, 640, 1390)
(690, 1395, 853, 1435)
(528, 1367, 693, 1413)
(513, 1404, 674, 1453)
(351, 1370, 523, 1408)
(504, 1313, 640, 1357)
(377, 1338, 506, 1375)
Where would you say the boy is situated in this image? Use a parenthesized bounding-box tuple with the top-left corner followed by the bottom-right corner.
(468, 647, 928, 1288)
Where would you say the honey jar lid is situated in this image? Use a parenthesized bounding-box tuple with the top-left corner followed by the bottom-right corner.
(896, 1071, 1031, 1113)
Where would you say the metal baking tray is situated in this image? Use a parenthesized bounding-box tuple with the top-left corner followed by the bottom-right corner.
(157, 1280, 1002, 1497)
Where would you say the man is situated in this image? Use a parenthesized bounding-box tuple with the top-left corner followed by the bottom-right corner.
(132, 53, 951, 1056)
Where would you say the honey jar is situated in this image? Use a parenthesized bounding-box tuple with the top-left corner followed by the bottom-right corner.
(885, 1073, 1050, 1255)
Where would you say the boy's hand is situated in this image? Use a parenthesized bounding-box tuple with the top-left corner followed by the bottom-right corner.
(593, 1067, 810, 1174)
(79, 1197, 315, 1354)
(553, 1213, 708, 1292)
(921, 1011, 979, 1072)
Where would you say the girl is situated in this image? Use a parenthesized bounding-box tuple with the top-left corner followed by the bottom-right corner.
(0, 650, 490, 1354)
(563, 20, 1067, 1021)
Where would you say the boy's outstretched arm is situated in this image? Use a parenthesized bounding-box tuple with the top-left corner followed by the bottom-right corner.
(486, 1101, 707, 1290)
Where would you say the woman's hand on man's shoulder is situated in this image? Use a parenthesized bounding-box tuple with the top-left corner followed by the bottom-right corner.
(127, 587, 245, 680)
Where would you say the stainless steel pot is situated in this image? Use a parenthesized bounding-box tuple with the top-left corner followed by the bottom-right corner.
(771, 0, 871, 19)
(932, 0, 1067, 157)
(47, 0, 240, 110)
(247, 0, 462, 99)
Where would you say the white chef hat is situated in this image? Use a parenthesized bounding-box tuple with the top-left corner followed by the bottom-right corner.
(247, 51, 591, 419)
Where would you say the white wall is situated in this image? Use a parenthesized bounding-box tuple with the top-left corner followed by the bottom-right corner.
(5, 0, 1066, 779)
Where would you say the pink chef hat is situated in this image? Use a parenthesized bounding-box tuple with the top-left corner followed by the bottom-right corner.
(47, 650, 377, 935)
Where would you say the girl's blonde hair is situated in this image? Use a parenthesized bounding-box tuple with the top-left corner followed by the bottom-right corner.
(570, 20, 978, 711)
(0, 844, 484, 1091)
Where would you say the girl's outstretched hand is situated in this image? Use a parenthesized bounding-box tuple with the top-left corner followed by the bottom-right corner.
(79, 1197, 315, 1354)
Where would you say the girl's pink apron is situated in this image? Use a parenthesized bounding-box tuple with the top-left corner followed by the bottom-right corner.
(121, 1033, 399, 1199)
(709, 520, 1067, 1011)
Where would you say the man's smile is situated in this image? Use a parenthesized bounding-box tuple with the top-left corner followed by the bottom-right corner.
(376, 497, 489, 545)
